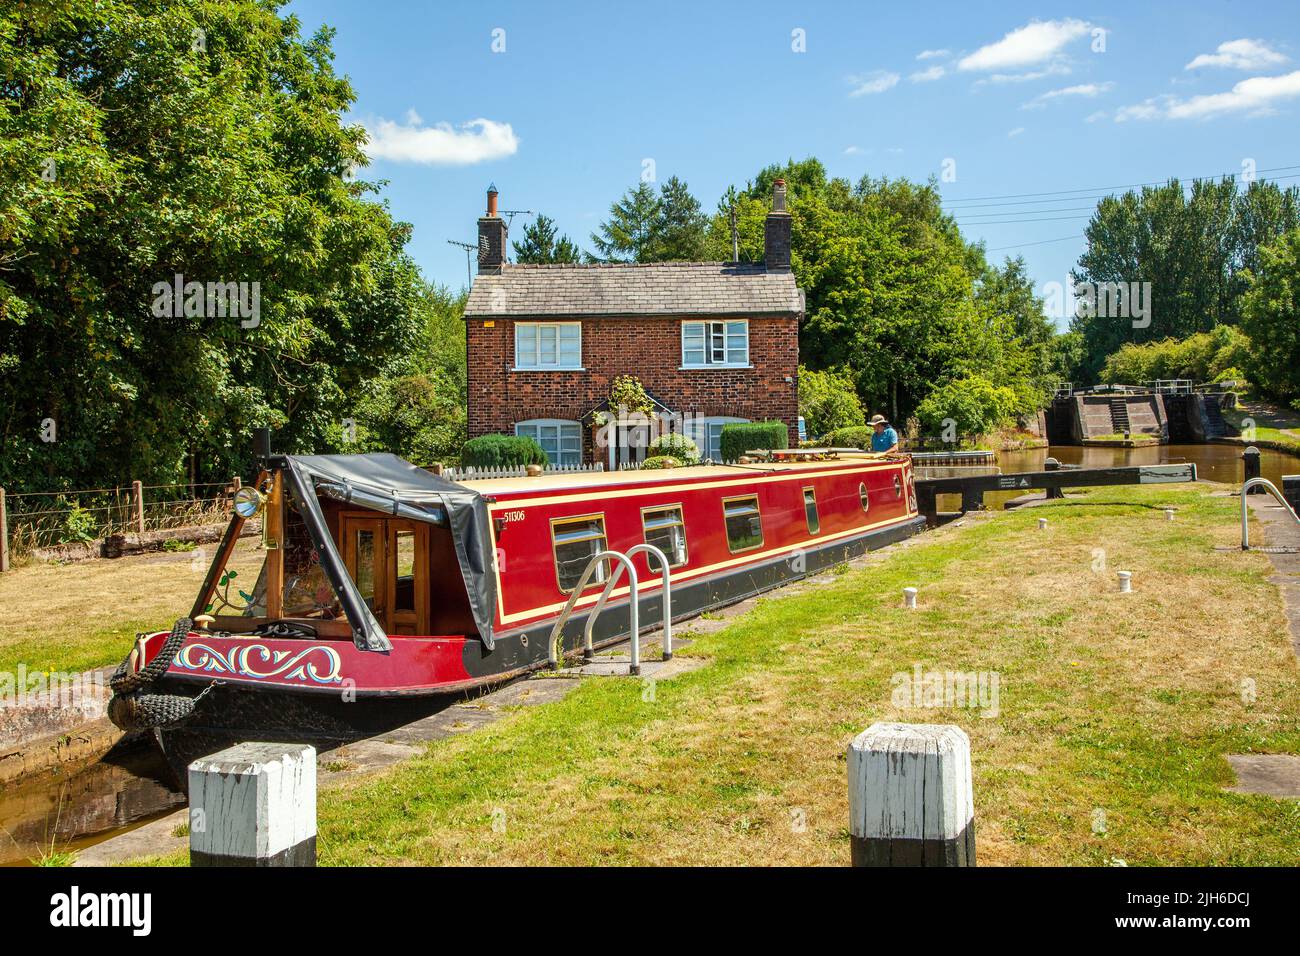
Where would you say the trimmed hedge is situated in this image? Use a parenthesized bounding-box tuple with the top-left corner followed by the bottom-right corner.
(823, 425, 875, 449)
(647, 432, 700, 464)
(640, 455, 682, 470)
(719, 421, 789, 462)
(460, 434, 548, 468)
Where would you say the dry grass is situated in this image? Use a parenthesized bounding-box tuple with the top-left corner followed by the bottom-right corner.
(0, 537, 265, 675)
(277, 483, 1299, 867)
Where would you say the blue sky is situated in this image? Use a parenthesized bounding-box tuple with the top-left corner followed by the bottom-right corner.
(290, 1, 1300, 326)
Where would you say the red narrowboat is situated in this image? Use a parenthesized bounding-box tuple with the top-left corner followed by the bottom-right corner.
(108, 449, 923, 766)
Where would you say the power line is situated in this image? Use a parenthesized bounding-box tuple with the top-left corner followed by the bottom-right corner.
(941, 164, 1300, 205)
(956, 215, 1092, 225)
(985, 234, 1082, 252)
(946, 172, 1300, 213)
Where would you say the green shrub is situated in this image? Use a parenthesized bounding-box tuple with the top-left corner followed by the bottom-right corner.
(915, 375, 1017, 438)
(62, 501, 97, 543)
(798, 365, 865, 438)
(719, 421, 789, 462)
(823, 425, 875, 449)
(640, 455, 682, 470)
(647, 432, 700, 464)
(460, 434, 548, 468)
(1099, 327, 1253, 386)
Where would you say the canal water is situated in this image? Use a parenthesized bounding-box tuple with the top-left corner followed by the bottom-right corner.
(3, 441, 1299, 865)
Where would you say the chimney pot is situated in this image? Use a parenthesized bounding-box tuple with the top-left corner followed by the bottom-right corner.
(486, 183, 499, 217)
(478, 184, 507, 273)
(764, 179, 792, 273)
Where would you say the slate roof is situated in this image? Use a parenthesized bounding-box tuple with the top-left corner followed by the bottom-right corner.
(463, 262, 803, 319)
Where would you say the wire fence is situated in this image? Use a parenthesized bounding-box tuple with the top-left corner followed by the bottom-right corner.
(0, 479, 241, 564)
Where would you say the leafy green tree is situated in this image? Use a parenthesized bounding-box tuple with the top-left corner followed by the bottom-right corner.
(1070, 178, 1299, 381)
(798, 365, 865, 438)
(0, 0, 425, 492)
(1240, 228, 1300, 403)
(590, 176, 707, 262)
(513, 214, 582, 264)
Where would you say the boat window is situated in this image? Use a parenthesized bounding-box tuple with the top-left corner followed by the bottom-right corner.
(642, 505, 688, 568)
(552, 515, 609, 592)
(893, 473, 903, 499)
(354, 528, 378, 611)
(859, 482, 870, 513)
(803, 488, 820, 535)
(723, 496, 763, 553)
(393, 530, 416, 613)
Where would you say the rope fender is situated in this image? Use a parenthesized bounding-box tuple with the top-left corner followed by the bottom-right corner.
(107, 617, 219, 732)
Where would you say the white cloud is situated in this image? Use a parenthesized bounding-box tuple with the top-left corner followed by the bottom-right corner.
(978, 62, 1073, 85)
(1022, 81, 1114, 108)
(844, 145, 863, 155)
(1008, 127, 1025, 137)
(1116, 70, 1300, 120)
(1186, 39, 1287, 71)
(1085, 110, 1108, 123)
(847, 70, 900, 96)
(916, 48, 950, 60)
(959, 18, 1092, 72)
(910, 65, 946, 82)
(361, 116, 519, 165)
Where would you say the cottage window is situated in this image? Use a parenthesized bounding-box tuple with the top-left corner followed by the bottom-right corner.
(686, 416, 748, 462)
(516, 322, 581, 369)
(681, 320, 748, 367)
(515, 420, 582, 466)
(552, 515, 609, 592)
(642, 505, 688, 568)
(723, 495, 764, 553)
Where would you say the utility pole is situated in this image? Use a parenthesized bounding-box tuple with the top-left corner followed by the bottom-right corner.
(447, 239, 477, 286)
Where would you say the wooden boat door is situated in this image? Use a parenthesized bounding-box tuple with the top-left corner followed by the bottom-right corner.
(339, 515, 430, 636)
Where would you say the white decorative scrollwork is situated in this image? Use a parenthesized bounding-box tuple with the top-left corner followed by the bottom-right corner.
(175, 642, 344, 685)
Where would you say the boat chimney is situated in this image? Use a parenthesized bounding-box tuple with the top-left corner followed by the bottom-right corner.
(253, 426, 272, 461)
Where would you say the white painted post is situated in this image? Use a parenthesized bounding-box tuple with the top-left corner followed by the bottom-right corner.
(1038, 517, 1048, 530)
(902, 587, 918, 609)
(189, 742, 316, 866)
(0, 487, 8, 573)
(1117, 570, 1132, 593)
(1164, 509, 1175, 521)
(848, 722, 975, 866)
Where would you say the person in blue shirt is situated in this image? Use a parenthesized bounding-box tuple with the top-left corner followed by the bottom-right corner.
(869, 414, 899, 453)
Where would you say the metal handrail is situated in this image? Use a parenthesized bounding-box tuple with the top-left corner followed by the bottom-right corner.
(584, 544, 673, 665)
(548, 550, 640, 674)
(1240, 478, 1300, 550)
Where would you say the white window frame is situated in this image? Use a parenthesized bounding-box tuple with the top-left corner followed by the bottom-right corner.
(685, 416, 748, 463)
(514, 321, 582, 370)
(680, 320, 749, 368)
(515, 419, 583, 466)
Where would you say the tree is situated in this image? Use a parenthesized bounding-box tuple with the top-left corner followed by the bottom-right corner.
(591, 182, 660, 262)
(1240, 228, 1300, 403)
(0, 0, 425, 492)
(590, 176, 708, 262)
(512, 214, 582, 264)
(798, 365, 865, 438)
(1070, 178, 1299, 381)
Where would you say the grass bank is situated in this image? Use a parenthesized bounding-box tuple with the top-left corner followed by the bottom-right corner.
(0, 537, 265, 676)
(138, 482, 1300, 866)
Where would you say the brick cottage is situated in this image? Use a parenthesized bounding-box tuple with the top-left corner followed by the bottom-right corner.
(464, 182, 803, 467)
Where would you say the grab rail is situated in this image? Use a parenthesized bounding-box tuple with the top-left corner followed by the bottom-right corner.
(1240, 478, 1300, 550)
(584, 544, 673, 666)
(546, 545, 674, 676)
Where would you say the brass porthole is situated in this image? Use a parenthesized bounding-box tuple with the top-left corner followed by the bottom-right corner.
(859, 482, 870, 513)
(893, 474, 903, 499)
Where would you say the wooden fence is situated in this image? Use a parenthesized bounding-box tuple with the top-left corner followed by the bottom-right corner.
(0, 478, 243, 568)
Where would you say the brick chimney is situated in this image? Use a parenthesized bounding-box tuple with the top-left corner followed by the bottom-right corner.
(764, 178, 791, 273)
(478, 183, 507, 274)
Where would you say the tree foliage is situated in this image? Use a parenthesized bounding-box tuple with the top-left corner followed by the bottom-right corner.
(1240, 228, 1300, 403)
(590, 176, 708, 262)
(797, 365, 864, 439)
(1070, 178, 1299, 381)
(512, 213, 582, 264)
(1099, 326, 1251, 387)
(1, 0, 427, 492)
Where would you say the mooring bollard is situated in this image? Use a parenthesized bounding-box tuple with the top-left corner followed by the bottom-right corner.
(1165, 509, 1175, 521)
(1242, 446, 1262, 495)
(1117, 570, 1132, 593)
(848, 722, 975, 866)
(903, 587, 918, 609)
(189, 742, 317, 867)
(1038, 517, 1048, 530)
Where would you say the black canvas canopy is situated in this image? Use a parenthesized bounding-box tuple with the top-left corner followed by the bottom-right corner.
(281, 453, 498, 653)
